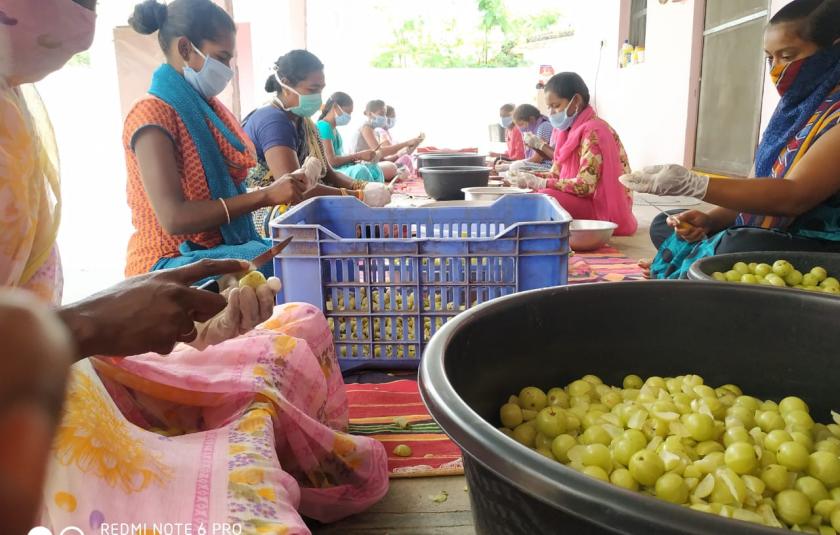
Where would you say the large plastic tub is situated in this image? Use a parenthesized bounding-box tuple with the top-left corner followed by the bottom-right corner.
(689, 251, 840, 288)
(271, 195, 571, 371)
(420, 281, 839, 534)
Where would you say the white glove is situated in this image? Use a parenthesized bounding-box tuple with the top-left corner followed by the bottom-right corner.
(509, 171, 547, 190)
(190, 276, 281, 350)
(509, 159, 530, 172)
(300, 156, 325, 189)
(362, 182, 392, 207)
(495, 162, 510, 173)
(523, 132, 547, 151)
(619, 164, 710, 199)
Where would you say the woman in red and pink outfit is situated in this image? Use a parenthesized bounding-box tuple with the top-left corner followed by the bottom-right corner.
(511, 73, 638, 236)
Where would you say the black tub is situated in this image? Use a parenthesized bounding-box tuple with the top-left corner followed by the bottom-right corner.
(689, 251, 840, 285)
(420, 281, 839, 535)
(420, 165, 491, 200)
(417, 152, 487, 169)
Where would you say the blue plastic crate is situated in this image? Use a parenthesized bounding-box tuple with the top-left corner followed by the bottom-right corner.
(270, 195, 571, 371)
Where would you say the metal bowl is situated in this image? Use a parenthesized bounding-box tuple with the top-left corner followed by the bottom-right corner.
(569, 219, 618, 251)
(420, 166, 491, 201)
(462, 187, 531, 201)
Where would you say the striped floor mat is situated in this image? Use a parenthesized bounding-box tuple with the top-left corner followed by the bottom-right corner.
(569, 247, 646, 283)
(346, 379, 463, 478)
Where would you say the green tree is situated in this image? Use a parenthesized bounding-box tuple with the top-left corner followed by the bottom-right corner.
(371, 1, 562, 69)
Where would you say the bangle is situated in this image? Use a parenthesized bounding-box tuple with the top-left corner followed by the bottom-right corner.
(351, 179, 366, 190)
(340, 188, 348, 196)
(219, 198, 231, 224)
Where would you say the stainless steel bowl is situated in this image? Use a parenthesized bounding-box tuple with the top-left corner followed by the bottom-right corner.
(462, 187, 531, 201)
(569, 219, 617, 251)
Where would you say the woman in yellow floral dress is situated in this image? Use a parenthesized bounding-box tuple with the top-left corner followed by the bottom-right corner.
(0, 1, 388, 533)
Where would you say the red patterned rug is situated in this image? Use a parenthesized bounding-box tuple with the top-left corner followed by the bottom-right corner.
(346, 379, 463, 479)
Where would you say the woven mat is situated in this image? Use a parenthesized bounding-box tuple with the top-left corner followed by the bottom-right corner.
(346, 379, 463, 479)
(569, 247, 646, 283)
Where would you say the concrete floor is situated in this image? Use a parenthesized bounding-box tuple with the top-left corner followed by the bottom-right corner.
(315, 198, 705, 534)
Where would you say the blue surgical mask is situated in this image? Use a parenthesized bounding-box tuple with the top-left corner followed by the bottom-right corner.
(371, 115, 387, 128)
(549, 96, 580, 131)
(335, 105, 352, 126)
(183, 43, 233, 99)
(386, 117, 396, 129)
(274, 73, 323, 118)
(500, 116, 513, 129)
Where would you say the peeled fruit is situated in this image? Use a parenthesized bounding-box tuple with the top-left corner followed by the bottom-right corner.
(239, 270, 267, 289)
(497, 374, 839, 531)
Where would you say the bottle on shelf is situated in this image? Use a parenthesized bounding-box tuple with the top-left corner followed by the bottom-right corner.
(620, 39, 633, 68)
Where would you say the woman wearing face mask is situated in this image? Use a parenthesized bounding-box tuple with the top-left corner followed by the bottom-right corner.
(510, 73, 638, 236)
(2, 0, 389, 530)
(316, 92, 385, 181)
(353, 100, 423, 181)
(242, 50, 391, 231)
(123, 0, 313, 277)
(622, 0, 840, 279)
(489, 103, 526, 161)
(510, 103, 555, 170)
(373, 105, 419, 177)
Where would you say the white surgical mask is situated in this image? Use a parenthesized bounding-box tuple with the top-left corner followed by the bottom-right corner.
(183, 43, 233, 99)
(335, 105, 351, 126)
(549, 95, 580, 131)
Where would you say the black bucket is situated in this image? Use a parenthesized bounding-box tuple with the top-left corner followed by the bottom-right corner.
(417, 153, 487, 169)
(420, 281, 840, 535)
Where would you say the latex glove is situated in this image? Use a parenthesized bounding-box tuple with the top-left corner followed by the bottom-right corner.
(509, 159, 530, 172)
(362, 182, 391, 207)
(495, 162, 510, 173)
(619, 164, 710, 199)
(509, 171, 547, 190)
(523, 132, 547, 151)
(190, 276, 281, 350)
(300, 156, 325, 189)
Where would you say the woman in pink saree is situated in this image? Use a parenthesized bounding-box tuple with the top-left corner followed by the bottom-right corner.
(509, 73, 638, 236)
(0, 0, 388, 533)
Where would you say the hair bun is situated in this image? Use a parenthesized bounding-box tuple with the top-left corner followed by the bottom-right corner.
(129, 0, 168, 35)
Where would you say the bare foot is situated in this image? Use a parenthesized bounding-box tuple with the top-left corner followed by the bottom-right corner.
(639, 258, 652, 279)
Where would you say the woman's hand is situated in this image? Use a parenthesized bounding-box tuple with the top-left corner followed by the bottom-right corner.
(356, 149, 377, 162)
(668, 210, 711, 243)
(620, 165, 710, 199)
(361, 182, 392, 207)
(58, 259, 247, 358)
(190, 276, 281, 350)
(265, 173, 307, 205)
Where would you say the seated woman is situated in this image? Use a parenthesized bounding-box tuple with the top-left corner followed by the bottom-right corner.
(316, 92, 383, 181)
(512, 103, 555, 170)
(1, 0, 388, 530)
(622, 0, 840, 278)
(353, 100, 423, 181)
(123, 0, 317, 276)
(242, 51, 390, 236)
(489, 103, 526, 161)
(374, 105, 421, 176)
(510, 73, 638, 236)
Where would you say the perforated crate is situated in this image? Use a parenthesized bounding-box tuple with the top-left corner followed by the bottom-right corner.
(270, 195, 571, 371)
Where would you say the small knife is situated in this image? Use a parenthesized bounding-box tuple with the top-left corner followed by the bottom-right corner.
(195, 236, 293, 292)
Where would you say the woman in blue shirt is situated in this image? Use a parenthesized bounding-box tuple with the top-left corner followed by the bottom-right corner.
(316, 92, 384, 182)
(242, 50, 390, 235)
